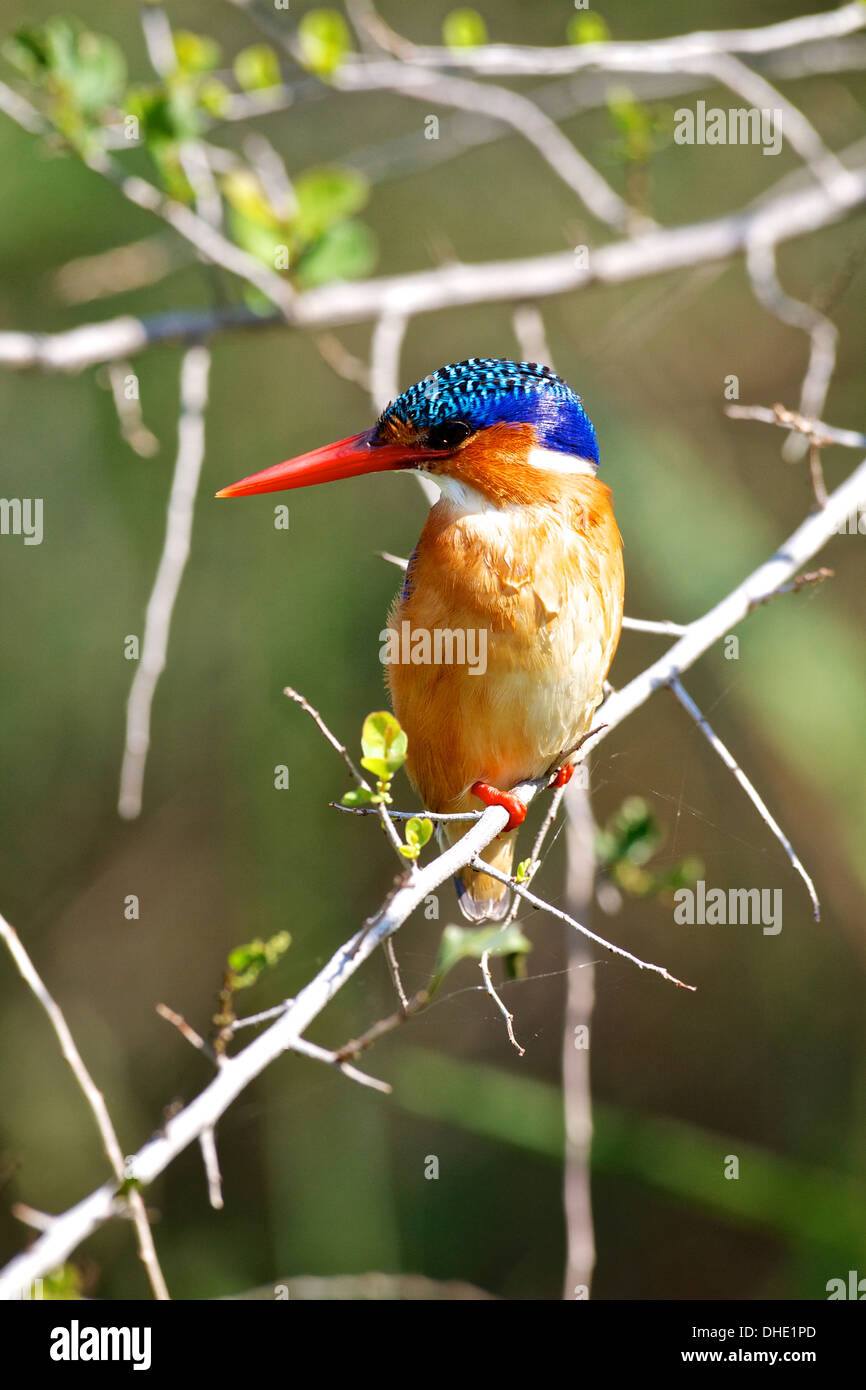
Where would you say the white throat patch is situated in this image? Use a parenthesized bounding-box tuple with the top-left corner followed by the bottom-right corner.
(525, 447, 597, 476)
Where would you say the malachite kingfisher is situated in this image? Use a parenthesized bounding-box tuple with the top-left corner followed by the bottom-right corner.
(217, 358, 624, 922)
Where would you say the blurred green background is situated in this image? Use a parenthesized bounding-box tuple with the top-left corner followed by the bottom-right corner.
(0, 0, 865, 1300)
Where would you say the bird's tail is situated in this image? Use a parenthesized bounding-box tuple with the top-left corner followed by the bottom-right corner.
(441, 823, 518, 923)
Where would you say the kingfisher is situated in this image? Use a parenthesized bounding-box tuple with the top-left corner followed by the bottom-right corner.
(217, 358, 624, 921)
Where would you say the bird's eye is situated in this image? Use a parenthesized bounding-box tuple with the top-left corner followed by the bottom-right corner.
(426, 420, 472, 451)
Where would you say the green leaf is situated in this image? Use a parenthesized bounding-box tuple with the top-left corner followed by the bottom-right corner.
(606, 85, 654, 162)
(297, 9, 352, 78)
(227, 932, 291, 990)
(442, 8, 488, 48)
(341, 786, 375, 807)
(293, 166, 369, 242)
(429, 922, 531, 995)
(128, 84, 202, 146)
(359, 755, 392, 780)
(360, 711, 407, 775)
(173, 30, 221, 75)
(41, 1264, 84, 1301)
(567, 12, 611, 45)
(5, 20, 126, 119)
(198, 77, 231, 117)
(595, 795, 661, 867)
(233, 43, 281, 92)
(294, 220, 376, 288)
(405, 817, 434, 849)
(222, 169, 280, 225)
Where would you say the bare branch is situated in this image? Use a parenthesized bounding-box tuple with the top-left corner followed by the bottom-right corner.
(290, 1037, 392, 1094)
(726, 402, 866, 451)
(0, 910, 169, 1300)
(199, 1129, 224, 1211)
(283, 686, 412, 867)
(2, 162, 864, 374)
(105, 361, 160, 458)
(361, 3, 866, 75)
(118, 345, 211, 819)
(479, 950, 525, 1056)
(669, 679, 820, 920)
(333, 61, 641, 234)
(473, 858, 695, 991)
(746, 238, 839, 463)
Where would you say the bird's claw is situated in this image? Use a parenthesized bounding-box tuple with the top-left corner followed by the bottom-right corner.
(470, 781, 527, 833)
(551, 762, 575, 788)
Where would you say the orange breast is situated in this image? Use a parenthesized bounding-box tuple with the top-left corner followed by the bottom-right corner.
(385, 475, 623, 813)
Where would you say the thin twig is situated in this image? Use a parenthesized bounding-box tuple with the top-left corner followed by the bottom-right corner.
(284, 686, 368, 788)
(622, 616, 689, 636)
(383, 936, 410, 1012)
(669, 679, 820, 920)
(0, 910, 169, 1299)
(332, 802, 480, 822)
(290, 1037, 392, 1093)
(105, 361, 160, 458)
(118, 345, 211, 818)
(199, 1129, 224, 1211)
(472, 860, 695, 991)
(156, 1003, 217, 1062)
(726, 402, 866, 450)
(479, 949, 525, 1055)
(746, 238, 839, 464)
(283, 687, 412, 867)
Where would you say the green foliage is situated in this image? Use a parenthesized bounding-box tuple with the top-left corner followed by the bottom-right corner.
(233, 43, 281, 93)
(297, 9, 352, 78)
(3, 15, 375, 288)
(429, 922, 531, 995)
(4, 18, 125, 151)
(399, 815, 433, 860)
(595, 795, 701, 899)
(173, 30, 221, 76)
(29, 1265, 84, 1300)
(360, 711, 407, 774)
(295, 219, 376, 287)
(605, 85, 670, 165)
(567, 12, 611, 45)
(223, 163, 374, 286)
(293, 166, 368, 241)
(442, 9, 488, 48)
(227, 932, 292, 991)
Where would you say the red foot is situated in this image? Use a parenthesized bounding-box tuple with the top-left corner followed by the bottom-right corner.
(552, 763, 575, 788)
(470, 781, 527, 832)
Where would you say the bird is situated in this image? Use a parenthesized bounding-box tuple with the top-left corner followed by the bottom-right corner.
(217, 358, 624, 922)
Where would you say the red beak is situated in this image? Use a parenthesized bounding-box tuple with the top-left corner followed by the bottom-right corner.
(216, 427, 441, 499)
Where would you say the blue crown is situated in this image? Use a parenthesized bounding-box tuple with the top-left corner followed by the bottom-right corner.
(378, 358, 599, 465)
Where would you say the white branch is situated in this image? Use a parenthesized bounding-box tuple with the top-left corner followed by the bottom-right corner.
(1, 162, 863, 374)
(726, 403, 866, 450)
(670, 679, 820, 919)
(0, 911, 169, 1300)
(371, 3, 866, 75)
(118, 346, 211, 819)
(333, 61, 639, 233)
(746, 238, 839, 463)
